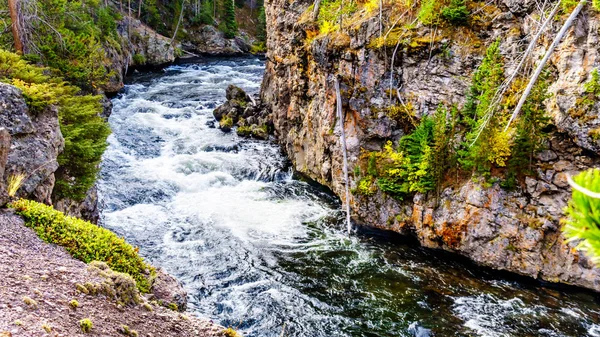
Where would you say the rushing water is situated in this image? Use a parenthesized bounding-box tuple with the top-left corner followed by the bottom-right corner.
(98, 57, 600, 337)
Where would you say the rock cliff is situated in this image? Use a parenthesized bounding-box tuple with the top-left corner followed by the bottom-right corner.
(261, 0, 600, 290)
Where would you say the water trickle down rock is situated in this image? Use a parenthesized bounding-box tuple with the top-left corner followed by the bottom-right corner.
(260, 0, 600, 290)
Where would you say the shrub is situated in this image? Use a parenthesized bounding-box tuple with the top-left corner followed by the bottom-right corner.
(11, 199, 154, 292)
(564, 169, 600, 264)
(441, 0, 470, 24)
(79, 318, 93, 333)
(223, 328, 243, 337)
(132, 54, 147, 65)
(69, 299, 79, 309)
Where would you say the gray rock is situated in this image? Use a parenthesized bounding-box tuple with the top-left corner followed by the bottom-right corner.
(0, 83, 64, 204)
(151, 268, 188, 312)
(0, 84, 34, 135)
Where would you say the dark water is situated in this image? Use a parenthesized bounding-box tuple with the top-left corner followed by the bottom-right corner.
(97, 57, 600, 337)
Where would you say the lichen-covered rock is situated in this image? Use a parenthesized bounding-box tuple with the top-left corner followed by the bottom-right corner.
(0, 83, 64, 204)
(261, 0, 600, 290)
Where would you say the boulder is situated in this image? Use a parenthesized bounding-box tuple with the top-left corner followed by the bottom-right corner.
(150, 268, 188, 312)
(0, 83, 64, 204)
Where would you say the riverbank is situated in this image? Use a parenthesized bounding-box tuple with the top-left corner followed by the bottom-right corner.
(0, 210, 228, 336)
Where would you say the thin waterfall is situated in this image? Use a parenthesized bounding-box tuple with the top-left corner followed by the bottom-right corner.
(334, 77, 352, 234)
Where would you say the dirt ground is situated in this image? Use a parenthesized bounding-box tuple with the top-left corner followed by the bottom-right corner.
(0, 210, 227, 337)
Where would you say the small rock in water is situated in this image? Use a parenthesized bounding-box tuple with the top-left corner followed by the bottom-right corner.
(408, 322, 432, 337)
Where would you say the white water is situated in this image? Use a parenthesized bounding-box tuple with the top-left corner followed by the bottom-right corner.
(98, 58, 600, 337)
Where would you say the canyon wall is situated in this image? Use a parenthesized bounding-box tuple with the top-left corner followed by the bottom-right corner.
(261, 0, 600, 290)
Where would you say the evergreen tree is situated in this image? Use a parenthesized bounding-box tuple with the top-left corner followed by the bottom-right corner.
(502, 74, 551, 189)
(221, 0, 237, 38)
(459, 39, 508, 174)
(256, 0, 266, 42)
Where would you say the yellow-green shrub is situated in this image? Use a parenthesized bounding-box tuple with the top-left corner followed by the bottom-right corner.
(11, 199, 154, 292)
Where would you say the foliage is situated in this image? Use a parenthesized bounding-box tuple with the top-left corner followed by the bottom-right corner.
(355, 109, 454, 199)
(17, 0, 122, 91)
(564, 169, 600, 264)
(0, 50, 110, 201)
(221, 0, 238, 38)
(441, 0, 469, 24)
(7, 173, 26, 197)
(417, 0, 439, 25)
(459, 39, 508, 174)
(223, 328, 243, 337)
(256, 0, 267, 42)
(192, 0, 216, 25)
(11, 199, 154, 293)
(54, 95, 111, 200)
(79, 318, 93, 333)
(133, 53, 147, 65)
(502, 75, 551, 189)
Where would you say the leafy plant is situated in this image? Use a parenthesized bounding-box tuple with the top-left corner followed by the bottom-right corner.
(79, 318, 93, 333)
(441, 0, 469, 24)
(564, 169, 600, 264)
(11, 199, 154, 292)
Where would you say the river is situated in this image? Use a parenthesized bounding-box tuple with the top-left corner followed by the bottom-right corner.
(97, 57, 600, 337)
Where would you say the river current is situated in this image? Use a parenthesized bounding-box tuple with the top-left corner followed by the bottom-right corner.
(98, 57, 600, 337)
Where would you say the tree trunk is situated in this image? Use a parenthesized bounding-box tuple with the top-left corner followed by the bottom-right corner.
(505, 0, 586, 131)
(7, 0, 23, 54)
(172, 0, 186, 46)
(138, 0, 143, 18)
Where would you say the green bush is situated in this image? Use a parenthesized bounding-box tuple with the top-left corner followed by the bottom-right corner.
(79, 318, 93, 333)
(564, 169, 600, 264)
(133, 53, 147, 65)
(11, 199, 154, 292)
(441, 0, 470, 24)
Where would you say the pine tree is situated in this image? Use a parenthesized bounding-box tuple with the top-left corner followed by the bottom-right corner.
(459, 39, 507, 174)
(256, 0, 266, 42)
(502, 74, 550, 189)
(221, 0, 237, 38)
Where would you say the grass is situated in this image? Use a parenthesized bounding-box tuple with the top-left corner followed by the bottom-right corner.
(7, 173, 26, 197)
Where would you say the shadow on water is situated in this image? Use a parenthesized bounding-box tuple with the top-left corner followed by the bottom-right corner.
(98, 57, 600, 337)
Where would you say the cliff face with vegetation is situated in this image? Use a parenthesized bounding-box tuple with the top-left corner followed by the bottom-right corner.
(261, 0, 600, 290)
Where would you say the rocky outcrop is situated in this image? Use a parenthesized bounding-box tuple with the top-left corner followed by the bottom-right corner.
(183, 25, 253, 55)
(0, 83, 64, 205)
(103, 17, 181, 93)
(214, 85, 273, 138)
(261, 0, 600, 290)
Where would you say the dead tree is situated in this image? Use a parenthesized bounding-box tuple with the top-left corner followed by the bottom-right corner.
(8, 0, 23, 54)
